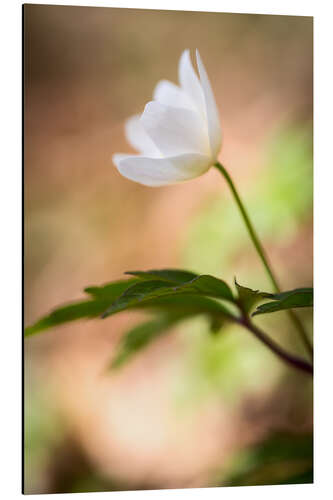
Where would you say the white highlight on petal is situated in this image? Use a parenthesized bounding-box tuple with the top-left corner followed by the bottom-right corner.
(196, 49, 222, 159)
(115, 153, 211, 187)
(125, 115, 161, 157)
(153, 80, 194, 112)
(178, 49, 206, 118)
(140, 101, 210, 157)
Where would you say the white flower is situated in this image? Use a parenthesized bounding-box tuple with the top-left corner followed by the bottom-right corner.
(113, 49, 222, 187)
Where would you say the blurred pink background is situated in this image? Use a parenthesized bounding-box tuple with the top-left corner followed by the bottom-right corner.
(24, 5, 313, 494)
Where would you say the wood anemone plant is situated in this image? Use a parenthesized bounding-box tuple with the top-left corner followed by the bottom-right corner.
(26, 49, 313, 377)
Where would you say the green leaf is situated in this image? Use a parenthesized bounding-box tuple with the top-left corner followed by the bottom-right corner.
(84, 278, 138, 299)
(270, 288, 313, 303)
(102, 274, 234, 318)
(25, 276, 234, 337)
(139, 294, 231, 316)
(122, 295, 230, 321)
(235, 279, 273, 313)
(125, 268, 198, 284)
(110, 289, 233, 370)
(126, 269, 233, 302)
(110, 313, 187, 370)
(24, 300, 110, 337)
(252, 288, 313, 316)
(224, 433, 313, 487)
(25, 279, 137, 337)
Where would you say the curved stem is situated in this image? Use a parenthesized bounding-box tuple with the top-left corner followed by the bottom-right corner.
(214, 161, 313, 359)
(238, 315, 313, 376)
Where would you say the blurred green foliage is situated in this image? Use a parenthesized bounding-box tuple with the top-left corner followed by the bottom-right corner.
(183, 127, 313, 282)
(24, 379, 65, 493)
(222, 432, 313, 486)
(174, 320, 281, 408)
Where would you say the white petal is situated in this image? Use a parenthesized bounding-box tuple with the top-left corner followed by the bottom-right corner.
(140, 101, 210, 157)
(153, 79, 194, 111)
(114, 153, 211, 187)
(196, 50, 222, 159)
(178, 49, 205, 117)
(125, 114, 161, 157)
(112, 153, 136, 168)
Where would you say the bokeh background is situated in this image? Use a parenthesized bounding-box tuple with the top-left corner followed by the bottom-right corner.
(24, 4, 313, 494)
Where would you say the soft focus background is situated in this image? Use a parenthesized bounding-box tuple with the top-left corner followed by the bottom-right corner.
(24, 5, 313, 494)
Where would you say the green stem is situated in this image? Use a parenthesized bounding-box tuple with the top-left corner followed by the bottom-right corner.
(214, 161, 313, 359)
